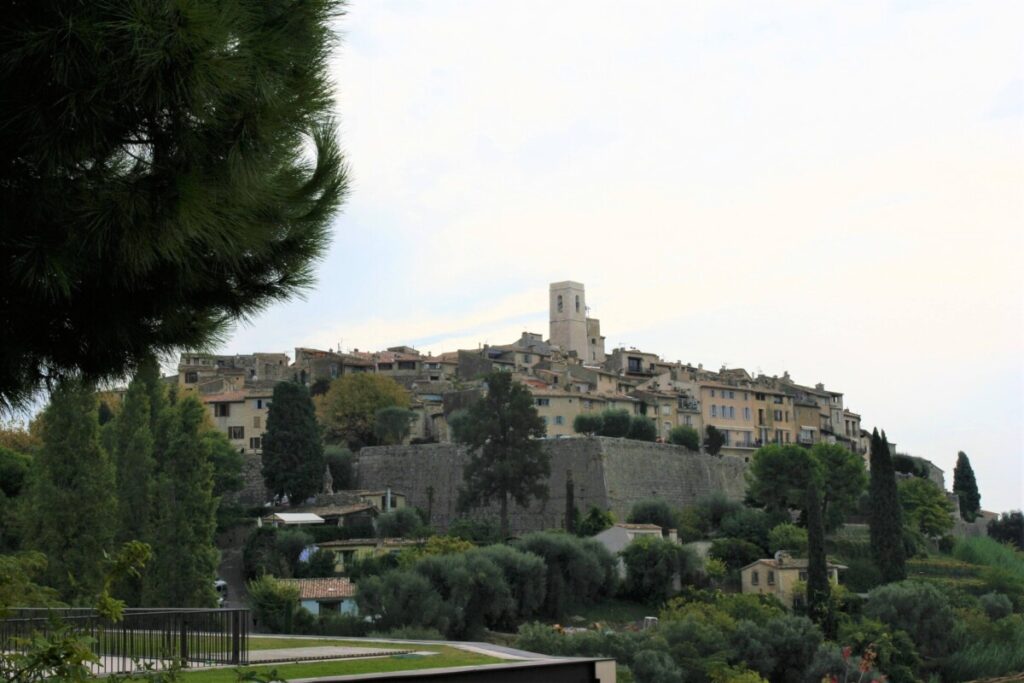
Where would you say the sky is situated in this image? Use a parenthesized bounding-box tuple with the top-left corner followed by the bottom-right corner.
(219, 1, 1024, 512)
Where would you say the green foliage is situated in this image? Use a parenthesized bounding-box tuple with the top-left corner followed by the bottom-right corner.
(377, 508, 428, 539)
(868, 430, 907, 583)
(373, 406, 417, 445)
(516, 531, 618, 618)
(447, 516, 501, 544)
(811, 443, 868, 530)
(863, 580, 956, 659)
(248, 575, 301, 634)
(316, 374, 411, 449)
(953, 536, 1024, 582)
(0, 445, 30, 498)
(25, 381, 116, 601)
(275, 529, 315, 577)
(693, 493, 744, 532)
(599, 409, 632, 438)
(952, 451, 981, 522)
(719, 508, 773, 552)
(621, 537, 699, 603)
(892, 453, 930, 479)
(627, 416, 658, 442)
(415, 552, 514, 639)
(631, 649, 683, 683)
(296, 548, 337, 579)
(0, 552, 61, 610)
(357, 569, 448, 634)
(203, 430, 245, 500)
(732, 614, 823, 683)
(627, 499, 676, 533)
(0, 0, 347, 412)
(943, 614, 1024, 681)
(805, 481, 832, 634)
(668, 425, 700, 450)
(898, 477, 954, 538)
(145, 396, 219, 607)
(704, 425, 725, 455)
(454, 372, 549, 538)
(745, 444, 818, 515)
(836, 617, 921, 683)
(767, 523, 808, 556)
(987, 511, 1023, 549)
(573, 413, 604, 435)
(471, 545, 547, 628)
(979, 591, 1013, 620)
(243, 527, 288, 580)
(709, 538, 764, 571)
(261, 382, 324, 506)
(576, 507, 615, 537)
(323, 445, 356, 491)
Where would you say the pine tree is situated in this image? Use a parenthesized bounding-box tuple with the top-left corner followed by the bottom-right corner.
(454, 372, 549, 539)
(26, 381, 116, 601)
(952, 451, 981, 522)
(110, 376, 156, 605)
(805, 480, 833, 636)
(145, 396, 219, 607)
(262, 382, 324, 506)
(868, 429, 906, 583)
(0, 0, 348, 411)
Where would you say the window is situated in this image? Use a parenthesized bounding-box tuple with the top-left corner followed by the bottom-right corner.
(228, 426, 244, 440)
(785, 411, 790, 422)
(554, 416, 564, 425)
(591, 338, 596, 345)
(627, 357, 643, 373)
(253, 416, 261, 429)
(684, 415, 692, 426)
(751, 570, 760, 586)
(249, 437, 262, 451)
(774, 410, 783, 421)
(728, 390, 735, 399)
(710, 389, 716, 397)
(743, 392, 749, 400)
(523, 354, 532, 363)
(799, 571, 808, 581)
(557, 295, 563, 312)
(744, 407, 751, 420)
(256, 399, 263, 409)
(542, 416, 549, 425)
(661, 405, 671, 415)
(398, 361, 416, 370)
(378, 362, 393, 370)
(185, 371, 198, 384)
(767, 570, 775, 585)
(755, 392, 765, 400)
(711, 405, 718, 417)
(575, 295, 580, 312)
(583, 400, 592, 409)
(536, 398, 550, 406)
(214, 403, 230, 417)
(773, 396, 783, 404)
(728, 406, 736, 419)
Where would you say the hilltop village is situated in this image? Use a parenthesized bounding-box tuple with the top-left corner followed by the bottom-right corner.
(179, 281, 878, 463)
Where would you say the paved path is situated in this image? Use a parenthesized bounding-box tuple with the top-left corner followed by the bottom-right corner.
(249, 645, 417, 663)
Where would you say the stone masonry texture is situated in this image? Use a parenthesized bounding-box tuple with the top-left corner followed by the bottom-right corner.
(355, 437, 749, 534)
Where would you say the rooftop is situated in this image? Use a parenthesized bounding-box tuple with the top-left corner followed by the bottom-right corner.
(279, 577, 356, 600)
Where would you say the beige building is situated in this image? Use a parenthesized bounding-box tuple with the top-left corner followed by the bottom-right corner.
(549, 281, 606, 363)
(741, 552, 845, 608)
(202, 387, 274, 453)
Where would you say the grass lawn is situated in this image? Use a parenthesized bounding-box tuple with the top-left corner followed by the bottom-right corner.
(178, 642, 503, 682)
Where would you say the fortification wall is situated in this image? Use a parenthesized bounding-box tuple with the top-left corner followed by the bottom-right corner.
(356, 437, 748, 534)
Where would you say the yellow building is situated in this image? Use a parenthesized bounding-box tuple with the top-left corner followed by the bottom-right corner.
(741, 553, 845, 608)
(202, 387, 274, 454)
(318, 538, 420, 575)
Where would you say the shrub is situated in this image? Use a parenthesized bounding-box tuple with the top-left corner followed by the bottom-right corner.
(377, 508, 428, 539)
(576, 506, 615, 536)
(447, 516, 501, 544)
(738, 615, 822, 683)
(247, 575, 300, 633)
(275, 528, 315, 576)
(979, 592, 1013, 620)
(573, 413, 604, 435)
(668, 426, 700, 451)
(323, 445, 356, 491)
(414, 551, 513, 639)
(863, 580, 957, 659)
(836, 617, 921, 683)
(621, 537, 699, 604)
(988, 511, 1023, 549)
(302, 613, 369, 637)
(296, 548, 337, 578)
(472, 544, 547, 627)
(345, 552, 401, 581)
(841, 557, 883, 593)
(719, 508, 773, 552)
(628, 416, 658, 442)
(599, 409, 632, 438)
(357, 569, 447, 633)
(709, 538, 764, 571)
(628, 499, 677, 533)
(767, 523, 808, 556)
(943, 614, 1024, 680)
(631, 648, 683, 683)
(516, 531, 617, 618)
(693, 493, 743, 532)
(704, 426, 725, 455)
(242, 527, 288, 579)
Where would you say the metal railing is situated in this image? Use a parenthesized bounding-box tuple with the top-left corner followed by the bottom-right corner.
(0, 607, 248, 674)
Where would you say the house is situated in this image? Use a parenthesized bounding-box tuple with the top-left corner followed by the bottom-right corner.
(740, 552, 846, 608)
(318, 538, 420, 575)
(279, 577, 358, 616)
(293, 503, 378, 532)
(594, 523, 675, 577)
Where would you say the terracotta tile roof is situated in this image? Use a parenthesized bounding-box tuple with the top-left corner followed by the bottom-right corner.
(741, 558, 848, 571)
(280, 578, 356, 600)
(616, 523, 663, 531)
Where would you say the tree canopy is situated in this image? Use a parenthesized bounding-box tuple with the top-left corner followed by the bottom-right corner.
(316, 374, 410, 448)
(898, 477, 954, 538)
(868, 430, 906, 583)
(0, 0, 348, 411)
(454, 372, 549, 538)
(952, 451, 981, 522)
(262, 382, 324, 506)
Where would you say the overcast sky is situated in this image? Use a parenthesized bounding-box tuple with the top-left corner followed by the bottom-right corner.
(222, 1, 1024, 512)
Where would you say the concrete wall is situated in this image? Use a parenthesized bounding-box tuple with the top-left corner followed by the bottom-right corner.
(356, 437, 749, 534)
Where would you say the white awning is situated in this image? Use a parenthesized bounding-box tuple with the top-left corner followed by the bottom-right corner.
(269, 513, 324, 525)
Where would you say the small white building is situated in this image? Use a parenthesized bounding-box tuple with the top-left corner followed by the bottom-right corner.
(593, 523, 673, 576)
(259, 512, 325, 528)
(280, 578, 358, 616)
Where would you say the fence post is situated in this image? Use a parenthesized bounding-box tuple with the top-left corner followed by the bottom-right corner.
(179, 617, 188, 666)
(231, 611, 241, 665)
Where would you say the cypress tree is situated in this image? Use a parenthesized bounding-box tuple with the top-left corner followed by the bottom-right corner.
(262, 382, 324, 506)
(952, 451, 981, 521)
(110, 377, 156, 605)
(868, 429, 906, 583)
(145, 396, 219, 607)
(805, 480, 833, 636)
(0, 0, 348, 411)
(26, 381, 116, 601)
